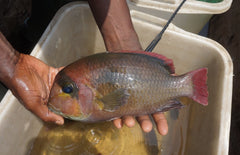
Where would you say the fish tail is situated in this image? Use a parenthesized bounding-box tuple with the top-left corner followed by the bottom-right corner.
(188, 68, 208, 106)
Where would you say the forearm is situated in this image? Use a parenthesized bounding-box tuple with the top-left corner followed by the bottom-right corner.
(88, 0, 142, 51)
(0, 32, 20, 87)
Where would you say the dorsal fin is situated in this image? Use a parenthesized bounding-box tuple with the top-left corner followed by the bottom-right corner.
(112, 50, 175, 74)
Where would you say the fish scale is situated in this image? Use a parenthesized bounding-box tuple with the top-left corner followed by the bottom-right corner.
(84, 53, 191, 119)
(48, 52, 208, 122)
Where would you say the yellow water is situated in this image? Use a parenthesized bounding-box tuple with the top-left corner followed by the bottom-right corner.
(29, 98, 192, 155)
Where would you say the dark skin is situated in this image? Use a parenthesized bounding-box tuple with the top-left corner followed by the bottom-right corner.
(0, 0, 168, 135)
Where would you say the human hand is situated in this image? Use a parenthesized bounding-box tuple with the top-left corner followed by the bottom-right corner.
(89, 0, 168, 135)
(113, 113, 168, 135)
(8, 54, 64, 125)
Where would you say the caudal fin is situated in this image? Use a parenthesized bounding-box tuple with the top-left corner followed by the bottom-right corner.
(188, 68, 208, 106)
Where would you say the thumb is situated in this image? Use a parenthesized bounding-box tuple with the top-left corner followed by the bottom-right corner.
(32, 103, 64, 125)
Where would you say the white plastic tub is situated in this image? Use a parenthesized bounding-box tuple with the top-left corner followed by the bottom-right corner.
(0, 2, 233, 155)
(129, 0, 232, 13)
(128, 0, 232, 33)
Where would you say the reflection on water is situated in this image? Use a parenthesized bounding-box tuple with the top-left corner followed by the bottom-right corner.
(29, 98, 192, 155)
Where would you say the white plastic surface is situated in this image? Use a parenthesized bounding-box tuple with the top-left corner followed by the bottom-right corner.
(128, 0, 232, 33)
(129, 0, 232, 14)
(0, 2, 233, 155)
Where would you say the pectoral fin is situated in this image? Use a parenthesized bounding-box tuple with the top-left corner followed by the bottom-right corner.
(97, 88, 130, 112)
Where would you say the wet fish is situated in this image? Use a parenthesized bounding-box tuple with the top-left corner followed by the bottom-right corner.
(48, 51, 208, 122)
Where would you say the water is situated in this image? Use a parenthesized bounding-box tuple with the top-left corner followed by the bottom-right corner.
(29, 121, 159, 155)
(29, 98, 192, 155)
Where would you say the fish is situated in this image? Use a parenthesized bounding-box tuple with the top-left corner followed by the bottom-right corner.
(47, 51, 208, 122)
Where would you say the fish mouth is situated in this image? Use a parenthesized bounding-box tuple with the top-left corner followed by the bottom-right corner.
(48, 103, 90, 121)
(48, 103, 65, 117)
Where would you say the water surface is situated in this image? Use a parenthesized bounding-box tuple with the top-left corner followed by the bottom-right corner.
(29, 98, 192, 155)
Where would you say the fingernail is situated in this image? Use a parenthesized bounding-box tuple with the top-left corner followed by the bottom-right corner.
(161, 128, 168, 135)
(55, 120, 63, 125)
(144, 127, 152, 133)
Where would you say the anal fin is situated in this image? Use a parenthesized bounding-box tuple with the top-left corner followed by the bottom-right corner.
(157, 99, 184, 113)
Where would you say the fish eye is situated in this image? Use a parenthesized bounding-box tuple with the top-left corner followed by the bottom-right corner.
(62, 85, 73, 94)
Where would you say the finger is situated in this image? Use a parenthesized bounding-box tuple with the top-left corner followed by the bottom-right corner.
(113, 118, 123, 128)
(57, 66, 65, 71)
(122, 116, 135, 128)
(32, 104, 64, 125)
(136, 115, 153, 133)
(152, 113, 168, 135)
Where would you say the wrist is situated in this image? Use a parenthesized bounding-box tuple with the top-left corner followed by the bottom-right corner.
(89, 0, 142, 52)
(0, 33, 20, 87)
(102, 28, 142, 52)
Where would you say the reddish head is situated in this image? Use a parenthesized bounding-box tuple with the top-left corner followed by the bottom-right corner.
(48, 70, 94, 121)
